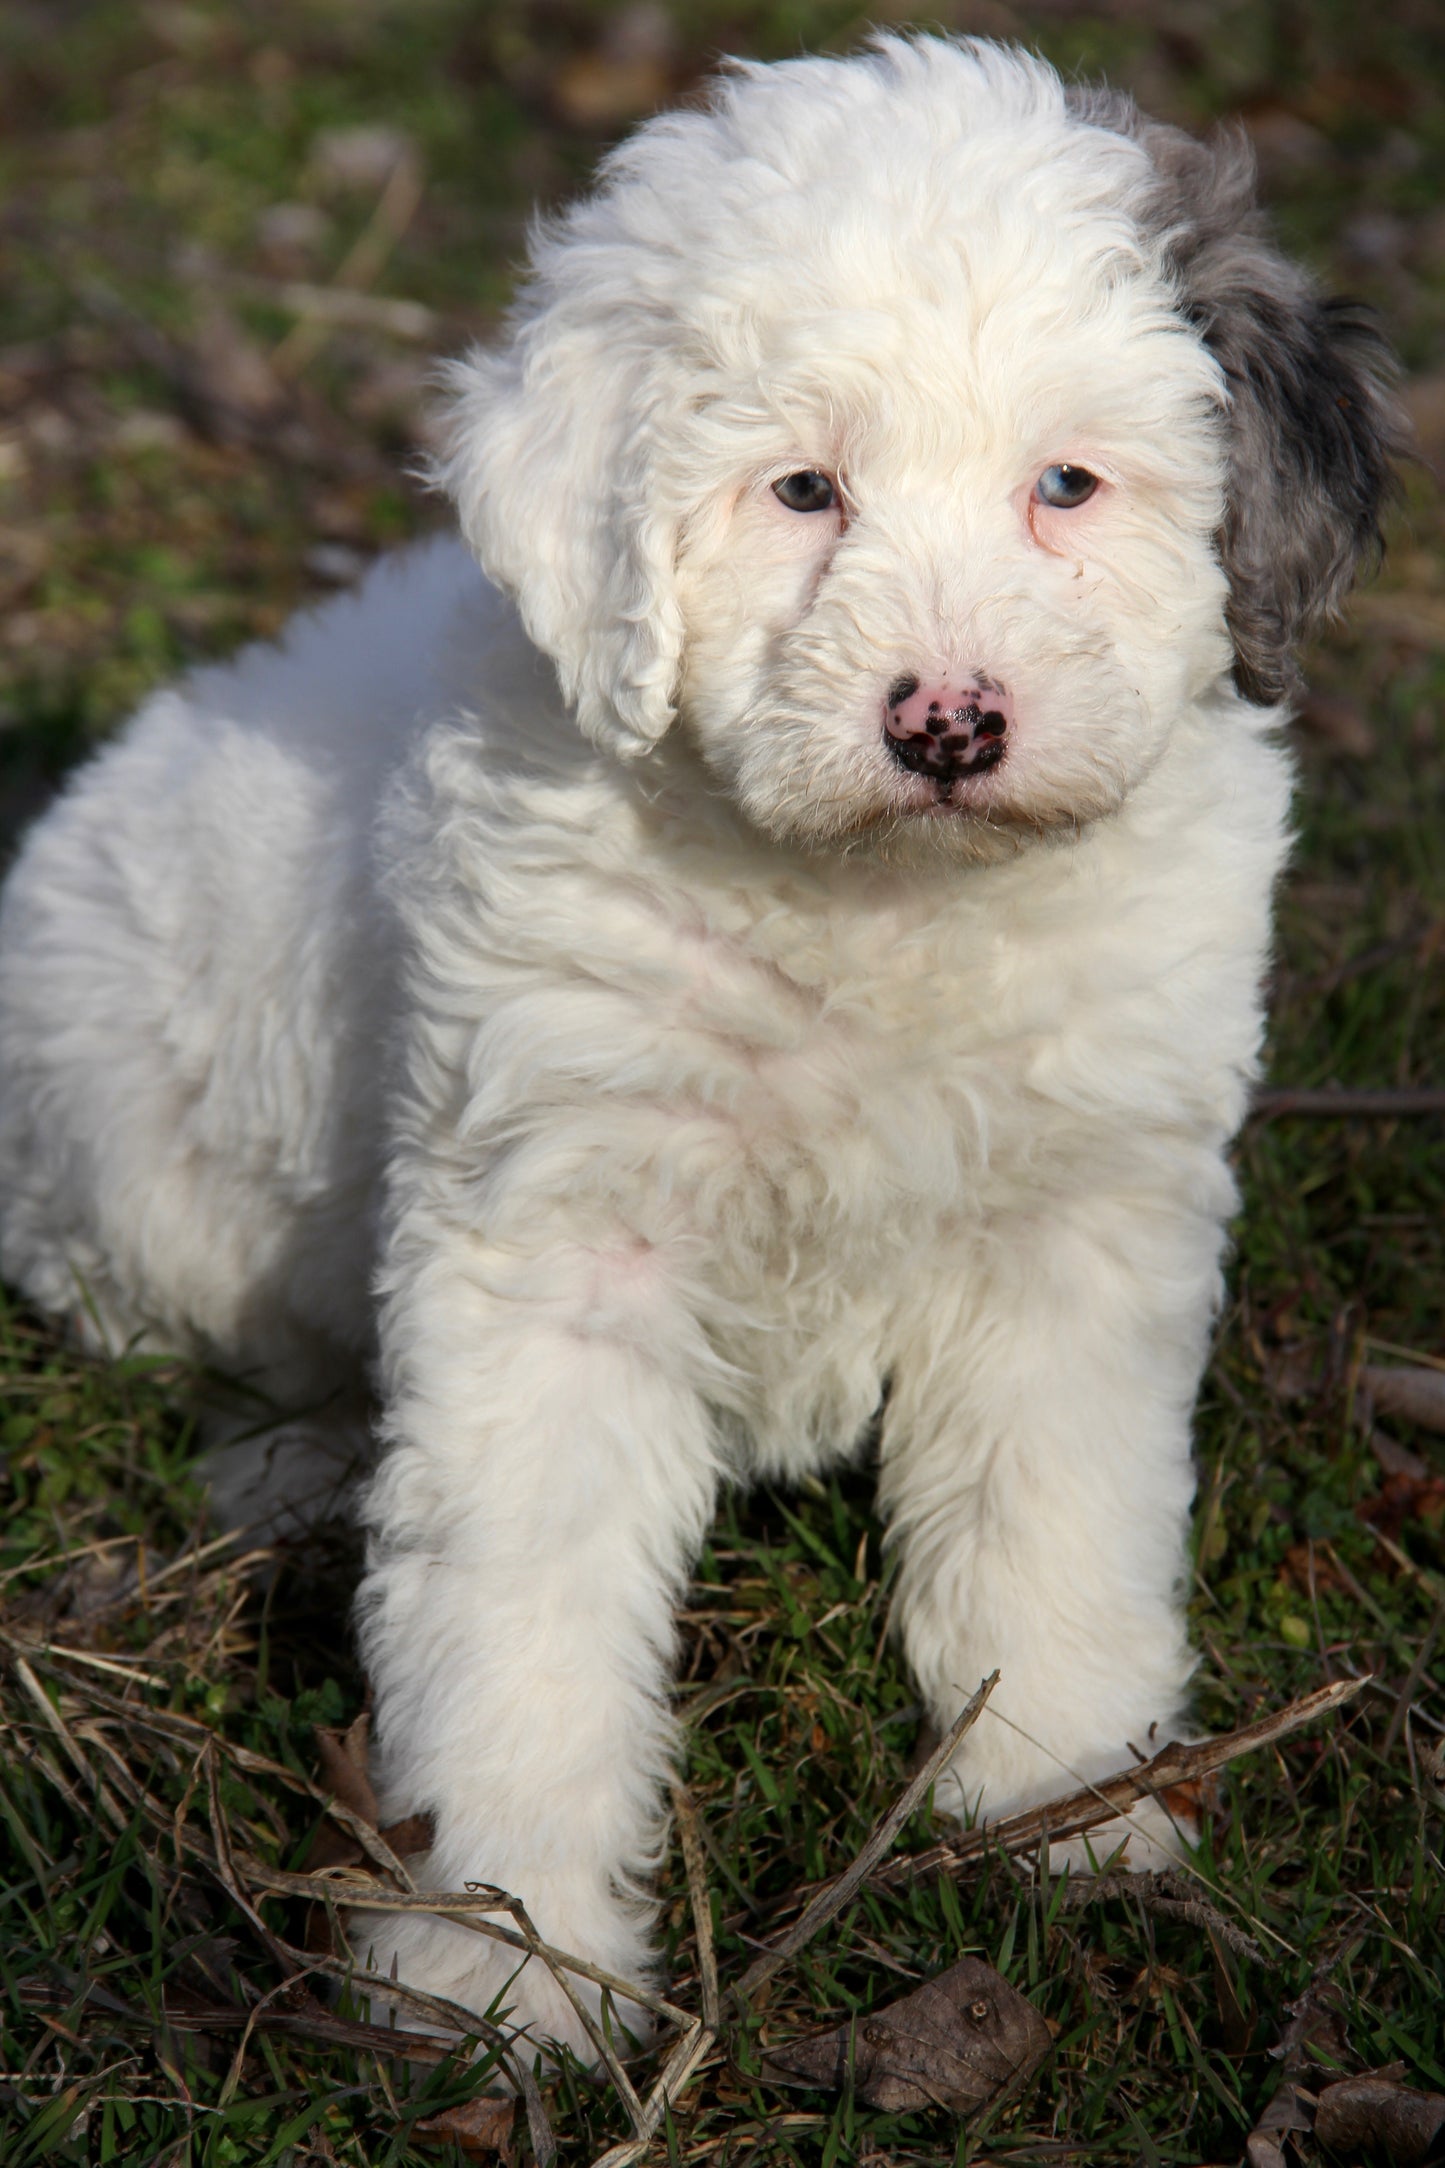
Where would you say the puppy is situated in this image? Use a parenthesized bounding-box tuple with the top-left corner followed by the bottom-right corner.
(0, 37, 1397, 2060)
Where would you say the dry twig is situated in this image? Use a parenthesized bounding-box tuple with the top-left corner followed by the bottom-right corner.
(872, 1675, 1368, 1889)
(1250, 1086, 1445, 1121)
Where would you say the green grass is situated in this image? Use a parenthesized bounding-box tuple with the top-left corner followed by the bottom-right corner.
(1, 2, 1442, 2162)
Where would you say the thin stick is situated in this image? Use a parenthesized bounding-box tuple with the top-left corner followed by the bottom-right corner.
(1382, 1601, 1445, 1762)
(672, 1786, 720, 2029)
(590, 2021, 715, 2168)
(312, 1801, 421, 1894)
(1250, 1087, 1445, 1121)
(734, 1671, 998, 2001)
(1363, 1335, 1445, 1376)
(1368, 1524, 1444, 1603)
(501, 1891, 648, 2133)
(12, 1655, 130, 1831)
(9, 1676, 682, 2041)
(1058, 1869, 1269, 1965)
(273, 151, 425, 374)
(8, 1641, 164, 1689)
(193, 273, 438, 340)
(875, 1675, 1368, 1888)
(586, 1677, 1000, 2166)
(227, 1858, 692, 2028)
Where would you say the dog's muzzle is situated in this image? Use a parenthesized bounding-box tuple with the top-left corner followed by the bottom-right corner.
(883, 675, 1012, 782)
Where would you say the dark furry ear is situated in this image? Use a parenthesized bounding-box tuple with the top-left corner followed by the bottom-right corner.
(1070, 89, 1405, 705)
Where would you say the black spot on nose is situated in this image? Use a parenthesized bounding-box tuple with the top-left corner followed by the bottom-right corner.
(978, 710, 1007, 737)
(887, 674, 920, 708)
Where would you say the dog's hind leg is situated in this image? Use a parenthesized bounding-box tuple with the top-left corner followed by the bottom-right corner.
(352, 1217, 723, 2063)
(877, 1184, 1223, 1869)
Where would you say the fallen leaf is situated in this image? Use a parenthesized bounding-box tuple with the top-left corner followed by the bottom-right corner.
(1275, 1981, 1351, 2073)
(309, 1810, 434, 1881)
(315, 1711, 378, 1825)
(1156, 1774, 1215, 1832)
(1245, 1970, 1354, 2165)
(762, 1955, 1050, 2115)
(1246, 2079, 1317, 2166)
(414, 2094, 516, 2158)
(1357, 1468, 1445, 1543)
(550, 3, 678, 127)
(550, 52, 672, 128)
(1314, 2071, 1445, 2164)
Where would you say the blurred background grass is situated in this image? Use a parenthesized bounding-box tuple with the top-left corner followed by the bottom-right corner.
(0, 4, 1442, 2165)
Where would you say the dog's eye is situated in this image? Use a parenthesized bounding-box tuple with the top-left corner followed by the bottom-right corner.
(771, 470, 837, 514)
(1035, 463, 1099, 509)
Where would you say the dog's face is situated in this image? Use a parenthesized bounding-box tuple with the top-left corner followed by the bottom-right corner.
(440, 38, 1397, 859)
(665, 214, 1229, 857)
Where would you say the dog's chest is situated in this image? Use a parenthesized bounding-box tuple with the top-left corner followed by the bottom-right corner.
(650, 868, 1071, 1268)
(626, 885, 1044, 1467)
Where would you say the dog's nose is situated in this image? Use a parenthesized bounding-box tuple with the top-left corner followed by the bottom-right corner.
(883, 677, 1012, 781)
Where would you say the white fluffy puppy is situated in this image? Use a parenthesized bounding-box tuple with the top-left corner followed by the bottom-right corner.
(0, 37, 1396, 2059)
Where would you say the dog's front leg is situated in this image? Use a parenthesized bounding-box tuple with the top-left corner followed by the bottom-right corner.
(352, 1216, 720, 2064)
(879, 1186, 1223, 1869)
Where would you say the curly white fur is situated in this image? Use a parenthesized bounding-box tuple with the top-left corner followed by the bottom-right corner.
(0, 37, 1395, 2063)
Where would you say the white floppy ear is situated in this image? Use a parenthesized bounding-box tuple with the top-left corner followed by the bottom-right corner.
(436, 286, 683, 758)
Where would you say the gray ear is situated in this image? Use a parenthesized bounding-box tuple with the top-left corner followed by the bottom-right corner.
(1071, 91, 1405, 705)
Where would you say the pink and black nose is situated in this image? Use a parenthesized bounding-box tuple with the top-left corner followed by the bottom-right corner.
(883, 676, 1012, 782)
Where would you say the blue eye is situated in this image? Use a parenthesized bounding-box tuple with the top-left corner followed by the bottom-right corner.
(772, 470, 837, 513)
(1036, 463, 1099, 509)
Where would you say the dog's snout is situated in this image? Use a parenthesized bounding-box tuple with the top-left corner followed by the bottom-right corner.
(883, 677, 1012, 782)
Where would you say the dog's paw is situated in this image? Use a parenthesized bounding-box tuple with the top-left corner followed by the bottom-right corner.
(933, 1749, 1207, 1877)
(1044, 1782, 1204, 1875)
(347, 1903, 653, 2078)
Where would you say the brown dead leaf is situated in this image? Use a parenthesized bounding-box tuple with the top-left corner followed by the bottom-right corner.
(414, 2094, 516, 2159)
(1357, 1469, 1445, 1544)
(762, 1955, 1050, 2115)
(1156, 1774, 1216, 1831)
(308, 1811, 434, 1881)
(550, 52, 671, 128)
(549, 3, 679, 127)
(1246, 1970, 1355, 2165)
(1275, 1981, 1351, 2073)
(1245, 2079, 1316, 2167)
(315, 1711, 378, 1825)
(1314, 2070, 1445, 2164)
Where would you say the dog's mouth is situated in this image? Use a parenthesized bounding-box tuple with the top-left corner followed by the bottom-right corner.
(894, 743, 1008, 817)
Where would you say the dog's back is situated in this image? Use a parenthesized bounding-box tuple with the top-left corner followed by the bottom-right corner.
(0, 535, 485, 1369)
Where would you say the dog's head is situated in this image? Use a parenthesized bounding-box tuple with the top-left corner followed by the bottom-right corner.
(438, 37, 1400, 857)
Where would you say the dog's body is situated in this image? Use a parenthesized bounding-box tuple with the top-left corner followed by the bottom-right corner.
(0, 39, 1395, 2058)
